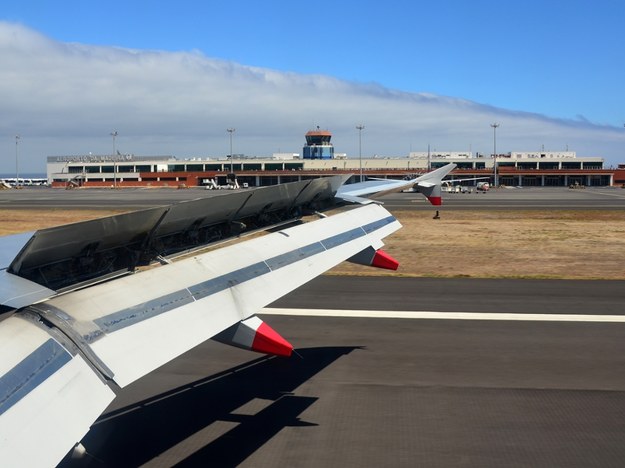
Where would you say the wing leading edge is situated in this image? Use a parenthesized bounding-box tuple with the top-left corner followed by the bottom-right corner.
(0, 203, 400, 466)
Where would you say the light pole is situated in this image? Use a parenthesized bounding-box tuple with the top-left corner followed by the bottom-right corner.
(356, 124, 365, 182)
(490, 123, 499, 187)
(14, 135, 20, 188)
(427, 143, 431, 171)
(110, 130, 118, 188)
(227, 128, 235, 173)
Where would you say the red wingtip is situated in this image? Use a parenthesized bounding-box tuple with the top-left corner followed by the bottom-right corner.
(252, 322, 293, 357)
(428, 196, 442, 206)
(371, 249, 399, 270)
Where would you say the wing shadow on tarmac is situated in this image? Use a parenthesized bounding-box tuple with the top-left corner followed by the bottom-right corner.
(61, 346, 359, 467)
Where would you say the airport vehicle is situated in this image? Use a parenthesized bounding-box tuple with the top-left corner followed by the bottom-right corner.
(204, 178, 246, 190)
(441, 182, 471, 193)
(0, 171, 453, 466)
(437, 176, 491, 194)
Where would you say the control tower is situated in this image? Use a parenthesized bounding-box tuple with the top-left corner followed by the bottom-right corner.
(303, 127, 334, 159)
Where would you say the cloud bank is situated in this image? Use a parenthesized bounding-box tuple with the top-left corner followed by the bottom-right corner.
(1, 22, 623, 172)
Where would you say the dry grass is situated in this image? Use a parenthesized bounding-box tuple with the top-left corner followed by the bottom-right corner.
(2, 208, 625, 280)
(329, 210, 625, 280)
(0, 209, 126, 234)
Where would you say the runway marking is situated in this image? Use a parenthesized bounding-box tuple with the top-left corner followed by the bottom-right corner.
(261, 308, 625, 322)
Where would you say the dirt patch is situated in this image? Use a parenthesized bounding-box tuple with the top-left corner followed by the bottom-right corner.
(2, 208, 624, 280)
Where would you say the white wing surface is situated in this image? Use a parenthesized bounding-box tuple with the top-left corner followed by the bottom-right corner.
(337, 163, 457, 205)
(0, 203, 400, 466)
(0, 314, 115, 466)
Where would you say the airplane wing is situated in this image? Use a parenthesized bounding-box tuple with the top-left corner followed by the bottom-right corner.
(336, 163, 457, 205)
(0, 178, 401, 466)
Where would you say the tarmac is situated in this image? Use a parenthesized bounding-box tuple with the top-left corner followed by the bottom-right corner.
(2, 184, 625, 210)
(66, 276, 625, 468)
(4, 186, 624, 467)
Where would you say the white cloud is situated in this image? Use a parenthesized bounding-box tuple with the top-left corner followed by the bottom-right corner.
(1, 21, 623, 173)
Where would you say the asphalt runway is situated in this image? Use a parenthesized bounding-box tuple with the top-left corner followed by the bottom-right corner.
(3, 186, 624, 466)
(381, 186, 625, 210)
(0, 186, 232, 210)
(3, 184, 625, 210)
(59, 276, 625, 467)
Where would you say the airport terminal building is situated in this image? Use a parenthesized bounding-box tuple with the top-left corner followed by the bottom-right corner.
(46, 150, 617, 188)
(45, 129, 618, 188)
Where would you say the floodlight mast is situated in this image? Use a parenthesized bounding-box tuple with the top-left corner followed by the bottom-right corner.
(356, 124, 365, 182)
(15, 135, 20, 188)
(491, 123, 499, 187)
(227, 128, 236, 173)
(110, 130, 118, 188)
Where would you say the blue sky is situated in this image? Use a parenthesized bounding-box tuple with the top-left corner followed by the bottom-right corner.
(1, 0, 625, 172)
